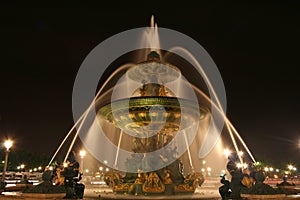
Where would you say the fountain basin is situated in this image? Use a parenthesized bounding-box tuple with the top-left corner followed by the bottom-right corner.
(98, 96, 207, 136)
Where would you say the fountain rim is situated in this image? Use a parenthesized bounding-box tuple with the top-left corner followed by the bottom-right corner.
(97, 96, 209, 120)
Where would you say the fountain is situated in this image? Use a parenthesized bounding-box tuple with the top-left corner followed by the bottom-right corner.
(44, 16, 259, 200)
(96, 50, 206, 196)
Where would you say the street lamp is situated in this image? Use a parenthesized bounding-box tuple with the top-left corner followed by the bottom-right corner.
(20, 164, 25, 172)
(79, 150, 86, 173)
(2, 140, 13, 182)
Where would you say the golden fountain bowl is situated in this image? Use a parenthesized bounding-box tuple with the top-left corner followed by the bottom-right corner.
(97, 96, 208, 136)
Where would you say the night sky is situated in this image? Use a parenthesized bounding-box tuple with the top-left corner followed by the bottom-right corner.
(0, 2, 299, 163)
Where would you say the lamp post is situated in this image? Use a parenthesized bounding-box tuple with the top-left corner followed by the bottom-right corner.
(79, 150, 86, 173)
(2, 140, 13, 182)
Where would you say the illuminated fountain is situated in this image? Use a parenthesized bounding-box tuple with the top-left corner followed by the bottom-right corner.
(47, 16, 257, 199)
(96, 50, 207, 195)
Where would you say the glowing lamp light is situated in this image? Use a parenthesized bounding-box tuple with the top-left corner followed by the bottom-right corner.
(238, 151, 244, 157)
(264, 167, 269, 172)
(288, 165, 294, 170)
(236, 163, 243, 168)
(4, 140, 13, 151)
(99, 166, 103, 171)
(254, 161, 260, 166)
(63, 162, 69, 168)
(224, 149, 231, 157)
(269, 167, 274, 172)
(79, 150, 86, 158)
(284, 171, 289, 175)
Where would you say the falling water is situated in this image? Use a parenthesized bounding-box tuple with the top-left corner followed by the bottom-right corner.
(48, 63, 133, 166)
(166, 46, 255, 164)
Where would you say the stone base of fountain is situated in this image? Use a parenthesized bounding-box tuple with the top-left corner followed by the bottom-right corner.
(22, 181, 65, 199)
(99, 193, 221, 200)
(22, 193, 65, 199)
(240, 193, 286, 199)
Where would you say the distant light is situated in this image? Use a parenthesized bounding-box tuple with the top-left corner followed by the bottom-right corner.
(202, 160, 206, 165)
(2, 161, 4, 164)
(106, 168, 109, 172)
(49, 166, 53, 171)
(264, 167, 269, 172)
(85, 169, 89, 173)
(79, 150, 86, 158)
(38, 166, 42, 171)
(99, 167, 103, 171)
(288, 165, 293, 170)
(20, 164, 25, 169)
(207, 167, 211, 172)
(293, 167, 297, 171)
(224, 149, 231, 157)
(274, 174, 278, 179)
(275, 169, 280, 173)
(236, 163, 243, 168)
(29, 169, 32, 173)
(104, 160, 108, 164)
(269, 167, 274, 172)
(201, 168, 205, 172)
(33, 168, 37, 172)
(238, 151, 244, 157)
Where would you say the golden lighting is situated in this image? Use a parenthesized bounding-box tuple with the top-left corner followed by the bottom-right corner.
(174, 113, 180, 118)
(138, 112, 146, 118)
(4, 140, 13, 150)
(79, 150, 86, 158)
(63, 162, 69, 168)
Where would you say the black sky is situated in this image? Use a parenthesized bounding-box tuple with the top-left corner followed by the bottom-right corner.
(0, 2, 299, 163)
